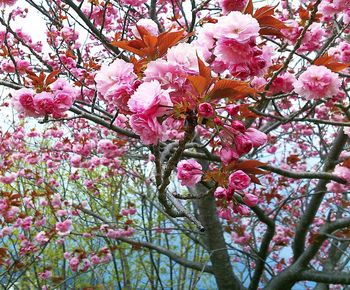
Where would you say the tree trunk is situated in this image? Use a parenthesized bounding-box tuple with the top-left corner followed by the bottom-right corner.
(194, 183, 244, 290)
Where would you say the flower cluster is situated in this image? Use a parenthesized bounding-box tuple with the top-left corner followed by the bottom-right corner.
(12, 78, 77, 117)
(195, 11, 272, 79)
(293, 65, 341, 100)
(220, 120, 268, 164)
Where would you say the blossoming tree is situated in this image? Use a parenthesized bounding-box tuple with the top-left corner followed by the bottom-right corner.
(0, 0, 350, 288)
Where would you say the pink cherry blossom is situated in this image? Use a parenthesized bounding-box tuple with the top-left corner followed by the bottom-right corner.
(218, 0, 247, 14)
(128, 80, 172, 116)
(214, 187, 227, 199)
(228, 170, 251, 191)
(95, 59, 137, 111)
(244, 128, 268, 148)
(177, 159, 203, 186)
(0, 0, 16, 6)
(33, 91, 55, 115)
(38, 270, 52, 280)
(55, 219, 72, 236)
(234, 134, 253, 155)
(242, 193, 258, 207)
(198, 103, 215, 118)
(0, 172, 18, 184)
(12, 88, 38, 117)
(130, 114, 165, 145)
(35, 231, 49, 245)
(220, 146, 239, 165)
(293, 65, 341, 100)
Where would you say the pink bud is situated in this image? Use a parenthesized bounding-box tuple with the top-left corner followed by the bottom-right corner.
(234, 134, 253, 155)
(218, 208, 232, 220)
(198, 103, 215, 118)
(244, 128, 267, 147)
(231, 120, 246, 133)
(226, 104, 240, 116)
(228, 170, 251, 191)
(242, 193, 258, 207)
(220, 146, 239, 165)
(214, 187, 227, 199)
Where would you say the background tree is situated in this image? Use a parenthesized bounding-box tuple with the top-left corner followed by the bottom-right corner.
(0, 0, 350, 289)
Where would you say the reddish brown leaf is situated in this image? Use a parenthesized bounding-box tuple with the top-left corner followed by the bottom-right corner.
(287, 154, 300, 165)
(235, 159, 267, 169)
(197, 54, 211, 80)
(240, 104, 259, 118)
(158, 30, 187, 57)
(259, 27, 285, 37)
(209, 80, 256, 100)
(254, 5, 277, 19)
(243, 0, 253, 15)
(187, 75, 209, 96)
(250, 175, 262, 185)
(45, 70, 60, 86)
(314, 53, 350, 72)
(258, 16, 289, 29)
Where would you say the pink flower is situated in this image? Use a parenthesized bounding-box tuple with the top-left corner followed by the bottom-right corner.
(33, 91, 55, 115)
(0, 0, 16, 6)
(218, 208, 232, 220)
(198, 103, 215, 118)
(298, 23, 327, 53)
(69, 257, 80, 272)
(55, 219, 72, 236)
(12, 88, 38, 117)
(177, 159, 203, 186)
(130, 114, 165, 145)
(166, 43, 199, 72)
(242, 193, 258, 207)
(269, 72, 296, 94)
(0, 172, 18, 184)
(128, 80, 172, 116)
(234, 134, 253, 155)
(214, 187, 227, 199)
(215, 12, 260, 43)
(38, 270, 52, 280)
(228, 170, 251, 191)
(220, 146, 239, 165)
(35, 231, 49, 245)
(293, 65, 341, 100)
(121, 0, 147, 6)
(53, 91, 75, 113)
(244, 128, 267, 147)
(218, 0, 247, 14)
(95, 59, 136, 110)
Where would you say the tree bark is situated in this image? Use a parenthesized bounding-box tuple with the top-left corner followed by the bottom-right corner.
(194, 183, 244, 290)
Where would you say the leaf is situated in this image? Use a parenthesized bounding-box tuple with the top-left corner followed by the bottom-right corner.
(197, 54, 211, 80)
(112, 40, 146, 57)
(158, 30, 187, 57)
(258, 16, 289, 29)
(250, 175, 262, 185)
(253, 5, 290, 37)
(254, 5, 277, 19)
(112, 28, 188, 60)
(45, 70, 60, 86)
(208, 80, 256, 101)
(240, 104, 259, 118)
(314, 53, 350, 72)
(234, 160, 269, 175)
(243, 0, 253, 15)
(187, 75, 210, 96)
(235, 160, 267, 169)
(287, 154, 300, 165)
